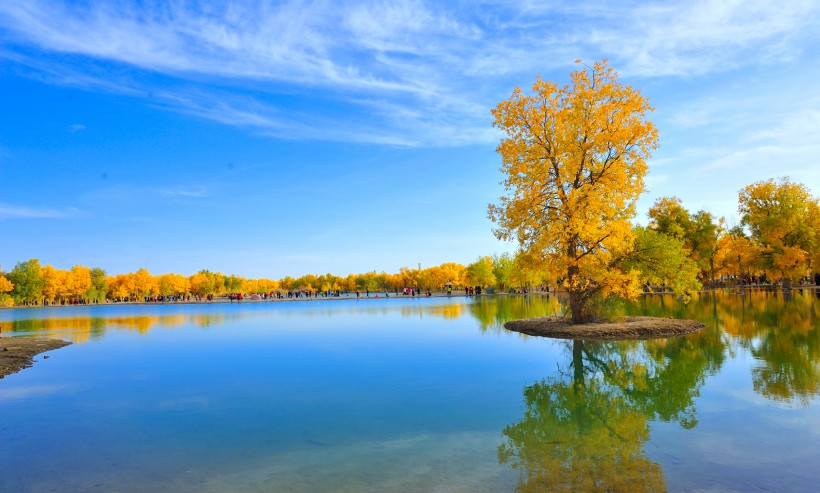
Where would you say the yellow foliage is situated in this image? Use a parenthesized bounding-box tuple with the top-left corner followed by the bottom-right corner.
(489, 60, 658, 322)
(739, 177, 819, 280)
(66, 265, 91, 299)
(158, 273, 191, 296)
(108, 273, 135, 300)
(41, 264, 67, 302)
(188, 272, 212, 295)
(0, 274, 13, 293)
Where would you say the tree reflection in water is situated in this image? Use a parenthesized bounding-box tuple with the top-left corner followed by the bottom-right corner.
(631, 290, 820, 406)
(499, 326, 724, 492)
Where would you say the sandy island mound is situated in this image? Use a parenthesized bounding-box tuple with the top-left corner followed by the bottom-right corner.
(1, 338, 72, 378)
(504, 316, 705, 341)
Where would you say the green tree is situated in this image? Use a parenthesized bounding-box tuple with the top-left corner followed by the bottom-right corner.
(87, 267, 109, 302)
(625, 226, 701, 298)
(648, 196, 692, 241)
(649, 197, 724, 285)
(492, 253, 514, 291)
(466, 256, 496, 288)
(7, 258, 46, 304)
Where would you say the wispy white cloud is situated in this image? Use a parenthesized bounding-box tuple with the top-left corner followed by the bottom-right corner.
(68, 123, 86, 132)
(79, 184, 212, 206)
(576, 0, 820, 76)
(0, 203, 80, 219)
(0, 0, 818, 147)
(157, 185, 208, 198)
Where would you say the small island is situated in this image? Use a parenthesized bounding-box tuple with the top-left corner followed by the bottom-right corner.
(0, 338, 71, 379)
(504, 316, 705, 341)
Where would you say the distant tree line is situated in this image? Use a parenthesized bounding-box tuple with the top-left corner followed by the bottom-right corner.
(0, 259, 522, 307)
(645, 177, 820, 289)
(1, 177, 817, 308)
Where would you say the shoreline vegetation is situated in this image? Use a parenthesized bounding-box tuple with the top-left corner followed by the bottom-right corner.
(2, 284, 817, 312)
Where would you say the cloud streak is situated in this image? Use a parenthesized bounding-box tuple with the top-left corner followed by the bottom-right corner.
(0, 203, 80, 219)
(0, 1, 818, 146)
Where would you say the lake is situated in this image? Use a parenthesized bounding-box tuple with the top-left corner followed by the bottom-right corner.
(1, 291, 819, 492)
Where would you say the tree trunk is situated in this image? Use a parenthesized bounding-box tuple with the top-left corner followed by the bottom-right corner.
(710, 257, 716, 289)
(569, 289, 584, 324)
(567, 259, 584, 323)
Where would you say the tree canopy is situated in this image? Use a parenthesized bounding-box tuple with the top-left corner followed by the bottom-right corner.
(489, 60, 659, 323)
(739, 177, 820, 283)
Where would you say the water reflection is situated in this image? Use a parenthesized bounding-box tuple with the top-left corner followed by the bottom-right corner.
(6, 314, 232, 342)
(4, 291, 820, 407)
(499, 329, 723, 492)
(2, 296, 553, 343)
(630, 290, 820, 406)
(470, 295, 563, 332)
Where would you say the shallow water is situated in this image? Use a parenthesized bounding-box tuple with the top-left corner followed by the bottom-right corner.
(1, 291, 819, 492)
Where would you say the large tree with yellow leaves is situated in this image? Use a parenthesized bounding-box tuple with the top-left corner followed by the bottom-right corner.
(738, 177, 820, 285)
(489, 60, 658, 323)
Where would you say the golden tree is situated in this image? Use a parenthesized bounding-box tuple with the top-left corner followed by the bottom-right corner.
(739, 177, 819, 285)
(66, 265, 92, 300)
(0, 273, 14, 307)
(158, 273, 191, 297)
(132, 268, 157, 299)
(489, 60, 658, 323)
(41, 264, 67, 304)
(0, 275, 12, 293)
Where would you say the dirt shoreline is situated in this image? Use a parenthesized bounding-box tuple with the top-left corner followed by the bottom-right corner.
(0, 337, 72, 379)
(504, 316, 705, 340)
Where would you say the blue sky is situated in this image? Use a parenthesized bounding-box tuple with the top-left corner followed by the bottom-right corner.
(1, 0, 819, 278)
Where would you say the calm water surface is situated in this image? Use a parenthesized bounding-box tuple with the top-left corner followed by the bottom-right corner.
(1, 292, 819, 492)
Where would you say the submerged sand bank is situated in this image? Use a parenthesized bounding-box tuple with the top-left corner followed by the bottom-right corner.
(0, 337, 71, 378)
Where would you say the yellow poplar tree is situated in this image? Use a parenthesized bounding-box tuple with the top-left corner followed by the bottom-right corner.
(0, 273, 12, 307)
(66, 265, 92, 300)
(108, 273, 135, 300)
(41, 265, 67, 304)
(489, 60, 658, 323)
(739, 177, 819, 284)
(158, 273, 190, 297)
(0, 275, 13, 294)
(132, 268, 157, 299)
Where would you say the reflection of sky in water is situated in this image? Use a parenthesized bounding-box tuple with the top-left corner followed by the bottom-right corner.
(1, 292, 819, 492)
